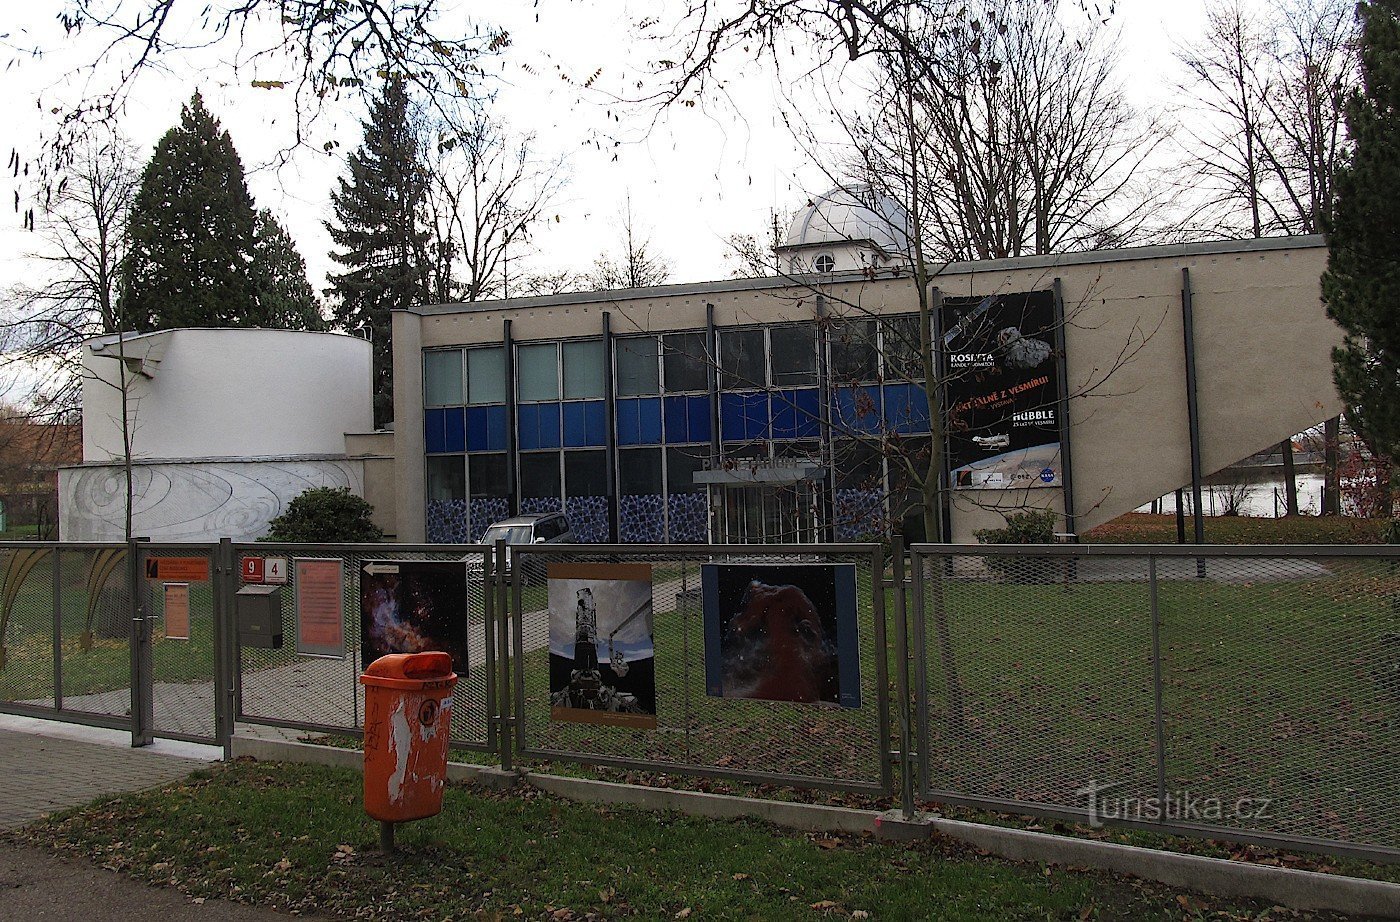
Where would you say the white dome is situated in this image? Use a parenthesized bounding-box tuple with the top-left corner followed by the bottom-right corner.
(782, 185, 910, 254)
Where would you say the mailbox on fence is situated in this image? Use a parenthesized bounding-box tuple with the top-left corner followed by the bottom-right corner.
(236, 584, 283, 649)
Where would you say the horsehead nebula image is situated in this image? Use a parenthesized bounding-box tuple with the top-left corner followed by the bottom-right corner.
(702, 563, 861, 709)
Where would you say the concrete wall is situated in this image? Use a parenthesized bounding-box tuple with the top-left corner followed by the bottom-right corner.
(82, 328, 373, 463)
(345, 431, 397, 539)
(59, 458, 364, 542)
(394, 236, 1342, 543)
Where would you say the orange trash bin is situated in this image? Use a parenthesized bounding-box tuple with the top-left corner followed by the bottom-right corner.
(360, 652, 458, 828)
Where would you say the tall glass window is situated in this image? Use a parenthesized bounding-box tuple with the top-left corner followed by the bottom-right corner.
(519, 452, 562, 498)
(466, 347, 506, 405)
(618, 447, 663, 494)
(518, 343, 560, 402)
(616, 335, 660, 396)
(882, 314, 923, 381)
(663, 332, 709, 392)
(830, 318, 879, 382)
(563, 340, 605, 399)
(770, 324, 817, 386)
(720, 328, 765, 390)
(469, 453, 509, 496)
(565, 450, 608, 496)
(664, 447, 706, 493)
(423, 350, 463, 406)
(427, 455, 466, 500)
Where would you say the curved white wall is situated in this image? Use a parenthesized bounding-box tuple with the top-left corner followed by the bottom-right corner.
(82, 328, 372, 462)
(59, 458, 365, 542)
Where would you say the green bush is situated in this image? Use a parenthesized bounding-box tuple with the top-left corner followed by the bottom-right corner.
(973, 508, 1058, 545)
(261, 487, 383, 543)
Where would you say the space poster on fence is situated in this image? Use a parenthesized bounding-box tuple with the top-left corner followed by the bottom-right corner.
(941, 290, 1063, 490)
(547, 563, 658, 728)
(702, 563, 861, 709)
(359, 560, 470, 673)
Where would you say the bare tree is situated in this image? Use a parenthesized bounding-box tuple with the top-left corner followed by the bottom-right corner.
(421, 109, 566, 304)
(1175, 0, 1356, 236)
(0, 133, 137, 418)
(589, 197, 671, 289)
(843, 0, 1163, 262)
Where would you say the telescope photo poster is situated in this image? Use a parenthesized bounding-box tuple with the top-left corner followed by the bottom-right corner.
(547, 562, 658, 729)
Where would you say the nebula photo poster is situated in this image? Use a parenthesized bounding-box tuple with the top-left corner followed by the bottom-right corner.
(941, 289, 1063, 490)
(359, 560, 471, 673)
(547, 562, 657, 729)
(702, 563, 861, 709)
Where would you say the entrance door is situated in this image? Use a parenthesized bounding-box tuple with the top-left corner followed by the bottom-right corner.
(719, 483, 821, 544)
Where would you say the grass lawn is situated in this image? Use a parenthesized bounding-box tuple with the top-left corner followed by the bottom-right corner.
(7, 759, 1341, 920)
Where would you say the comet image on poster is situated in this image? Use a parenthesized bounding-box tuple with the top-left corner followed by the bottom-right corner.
(548, 563, 657, 729)
(702, 563, 861, 709)
(360, 560, 470, 673)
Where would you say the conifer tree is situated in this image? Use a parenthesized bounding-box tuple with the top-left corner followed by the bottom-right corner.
(327, 77, 431, 427)
(118, 92, 259, 331)
(1323, 0, 1400, 465)
(251, 209, 325, 330)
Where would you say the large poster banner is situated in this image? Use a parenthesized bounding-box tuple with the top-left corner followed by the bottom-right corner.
(360, 560, 471, 673)
(548, 563, 657, 729)
(941, 290, 1062, 490)
(702, 563, 861, 708)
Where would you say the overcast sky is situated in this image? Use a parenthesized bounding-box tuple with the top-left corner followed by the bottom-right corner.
(0, 0, 1213, 301)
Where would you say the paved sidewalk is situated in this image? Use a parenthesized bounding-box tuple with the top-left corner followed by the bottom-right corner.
(0, 718, 311, 919)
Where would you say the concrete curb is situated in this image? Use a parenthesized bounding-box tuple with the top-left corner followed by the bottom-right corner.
(232, 734, 1400, 919)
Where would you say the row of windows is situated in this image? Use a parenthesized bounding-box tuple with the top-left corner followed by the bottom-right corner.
(426, 440, 907, 506)
(423, 317, 925, 408)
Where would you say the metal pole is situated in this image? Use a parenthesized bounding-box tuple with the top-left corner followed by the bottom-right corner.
(496, 538, 512, 772)
(127, 538, 153, 747)
(705, 303, 721, 542)
(815, 295, 836, 543)
(504, 319, 519, 517)
(891, 536, 915, 819)
(931, 288, 952, 544)
(1149, 556, 1168, 806)
(602, 311, 620, 542)
(1052, 278, 1077, 540)
(52, 547, 62, 712)
(214, 538, 235, 760)
(380, 820, 395, 854)
(1175, 489, 1186, 543)
(1180, 268, 1205, 551)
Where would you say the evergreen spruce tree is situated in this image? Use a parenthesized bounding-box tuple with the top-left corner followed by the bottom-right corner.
(1323, 1, 1400, 467)
(327, 77, 431, 427)
(251, 209, 325, 330)
(118, 92, 259, 331)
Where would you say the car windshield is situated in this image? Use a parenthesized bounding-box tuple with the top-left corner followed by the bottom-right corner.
(481, 525, 533, 545)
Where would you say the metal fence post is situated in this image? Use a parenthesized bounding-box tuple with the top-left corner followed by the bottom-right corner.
(495, 538, 512, 772)
(1149, 555, 1168, 805)
(51, 546, 63, 713)
(891, 536, 915, 819)
(871, 543, 893, 797)
(213, 539, 235, 760)
(127, 538, 153, 747)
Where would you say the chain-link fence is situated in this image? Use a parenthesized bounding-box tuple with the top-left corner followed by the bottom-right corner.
(509, 544, 890, 795)
(0, 542, 133, 731)
(911, 544, 1400, 862)
(232, 543, 495, 752)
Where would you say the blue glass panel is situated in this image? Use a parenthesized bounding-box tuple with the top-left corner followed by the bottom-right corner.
(720, 392, 770, 442)
(834, 385, 881, 435)
(485, 405, 507, 450)
(442, 406, 465, 452)
(616, 399, 642, 446)
(687, 395, 711, 443)
(664, 395, 690, 443)
(771, 389, 820, 440)
(467, 406, 508, 452)
(535, 402, 561, 449)
(563, 402, 588, 447)
(563, 400, 608, 447)
(424, 408, 447, 453)
(584, 401, 608, 446)
(636, 397, 663, 444)
(517, 404, 541, 450)
(883, 383, 931, 434)
(770, 391, 798, 440)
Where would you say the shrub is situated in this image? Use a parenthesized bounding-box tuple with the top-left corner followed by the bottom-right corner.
(973, 509, 1057, 545)
(261, 487, 383, 542)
